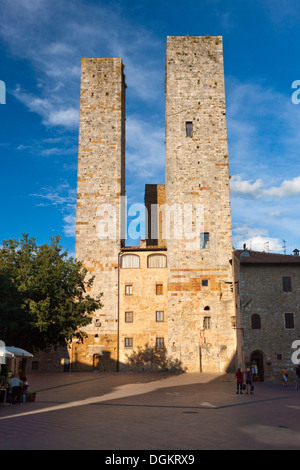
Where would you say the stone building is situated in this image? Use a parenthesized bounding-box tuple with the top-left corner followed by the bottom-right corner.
(234, 249, 300, 383)
(72, 35, 239, 374)
(25, 37, 299, 382)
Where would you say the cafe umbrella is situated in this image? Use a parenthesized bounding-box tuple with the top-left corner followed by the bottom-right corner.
(5, 346, 33, 375)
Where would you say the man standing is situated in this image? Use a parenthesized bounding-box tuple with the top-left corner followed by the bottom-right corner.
(235, 368, 244, 394)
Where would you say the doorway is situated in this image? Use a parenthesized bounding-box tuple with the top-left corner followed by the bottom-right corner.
(250, 351, 264, 382)
(93, 354, 100, 369)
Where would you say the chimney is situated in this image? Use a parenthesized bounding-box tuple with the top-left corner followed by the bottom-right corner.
(293, 249, 299, 256)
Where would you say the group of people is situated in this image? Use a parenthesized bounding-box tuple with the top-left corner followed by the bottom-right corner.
(0, 373, 29, 404)
(282, 365, 300, 388)
(235, 367, 254, 394)
(235, 364, 300, 393)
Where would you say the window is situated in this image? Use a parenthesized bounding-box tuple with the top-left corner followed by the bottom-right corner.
(200, 232, 209, 249)
(251, 314, 261, 329)
(186, 121, 193, 137)
(156, 311, 164, 322)
(31, 361, 39, 371)
(125, 311, 133, 323)
(202, 279, 208, 286)
(147, 254, 167, 268)
(125, 284, 132, 295)
(156, 284, 163, 295)
(285, 313, 294, 329)
(277, 354, 282, 361)
(282, 276, 292, 292)
(203, 317, 211, 329)
(156, 337, 164, 349)
(125, 337, 133, 348)
(121, 254, 140, 269)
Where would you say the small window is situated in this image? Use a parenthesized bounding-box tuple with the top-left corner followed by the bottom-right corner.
(203, 317, 211, 329)
(125, 311, 133, 323)
(200, 232, 209, 249)
(156, 311, 164, 322)
(125, 337, 133, 348)
(285, 313, 294, 329)
(31, 361, 39, 371)
(282, 276, 292, 292)
(186, 121, 193, 137)
(277, 354, 282, 361)
(125, 285, 132, 296)
(156, 337, 164, 349)
(156, 284, 163, 295)
(121, 254, 140, 269)
(251, 314, 261, 329)
(204, 306, 210, 311)
(202, 279, 208, 286)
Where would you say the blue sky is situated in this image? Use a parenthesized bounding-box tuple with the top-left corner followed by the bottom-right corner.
(1, 0, 300, 256)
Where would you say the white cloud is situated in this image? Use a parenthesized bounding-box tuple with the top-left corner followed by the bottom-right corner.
(232, 224, 282, 253)
(63, 211, 76, 238)
(30, 183, 76, 207)
(31, 183, 76, 238)
(231, 175, 300, 200)
(126, 116, 165, 180)
(1, 0, 163, 130)
(230, 176, 264, 199)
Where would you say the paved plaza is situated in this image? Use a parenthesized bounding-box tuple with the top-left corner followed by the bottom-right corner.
(0, 371, 299, 450)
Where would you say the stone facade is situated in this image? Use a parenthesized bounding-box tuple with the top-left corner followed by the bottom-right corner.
(165, 36, 237, 372)
(236, 250, 300, 383)
(73, 58, 126, 371)
(71, 36, 239, 374)
(119, 248, 168, 370)
(145, 184, 166, 247)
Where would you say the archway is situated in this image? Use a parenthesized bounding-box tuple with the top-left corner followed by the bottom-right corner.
(250, 350, 264, 382)
(93, 354, 100, 369)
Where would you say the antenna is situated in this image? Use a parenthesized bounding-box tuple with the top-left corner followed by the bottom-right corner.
(282, 240, 286, 255)
(263, 241, 269, 253)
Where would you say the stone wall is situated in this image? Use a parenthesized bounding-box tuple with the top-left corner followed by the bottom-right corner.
(240, 258, 300, 382)
(145, 184, 166, 247)
(73, 58, 126, 371)
(119, 249, 169, 371)
(165, 36, 237, 373)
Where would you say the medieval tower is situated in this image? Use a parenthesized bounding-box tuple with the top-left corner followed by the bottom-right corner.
(73, 37, 238, 373)
(74, 58, 126, 369)
(165, 36, 236, 372)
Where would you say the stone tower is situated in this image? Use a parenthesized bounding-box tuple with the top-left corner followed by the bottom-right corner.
(74, 58, 126, 370)
(165, 36, 237, 373)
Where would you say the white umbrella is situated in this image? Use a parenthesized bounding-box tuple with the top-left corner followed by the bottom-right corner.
(0, 347, 14, 358)
(5, 347, 33, 358)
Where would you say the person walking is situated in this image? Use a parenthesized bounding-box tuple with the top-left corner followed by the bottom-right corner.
(235, 367, 244, 394)
(245, 368, 253, 394)
(282, 368, 288, 387)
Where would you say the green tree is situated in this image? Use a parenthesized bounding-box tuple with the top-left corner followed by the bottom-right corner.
(0, 234, 102, 352)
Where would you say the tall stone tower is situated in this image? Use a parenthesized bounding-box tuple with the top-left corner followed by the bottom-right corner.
(165, 36, 237, 373)
(74, 58, 126, 370)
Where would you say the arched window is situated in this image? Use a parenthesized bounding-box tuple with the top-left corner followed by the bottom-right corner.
(147, 254, 167, 268)
(121, 254, 140, 268)
(251, 314, 261, 329)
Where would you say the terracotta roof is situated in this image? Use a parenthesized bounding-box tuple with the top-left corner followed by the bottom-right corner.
(235, 250, 300, 264)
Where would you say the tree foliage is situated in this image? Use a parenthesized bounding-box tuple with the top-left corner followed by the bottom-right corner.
(0, 234, 102, 352)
